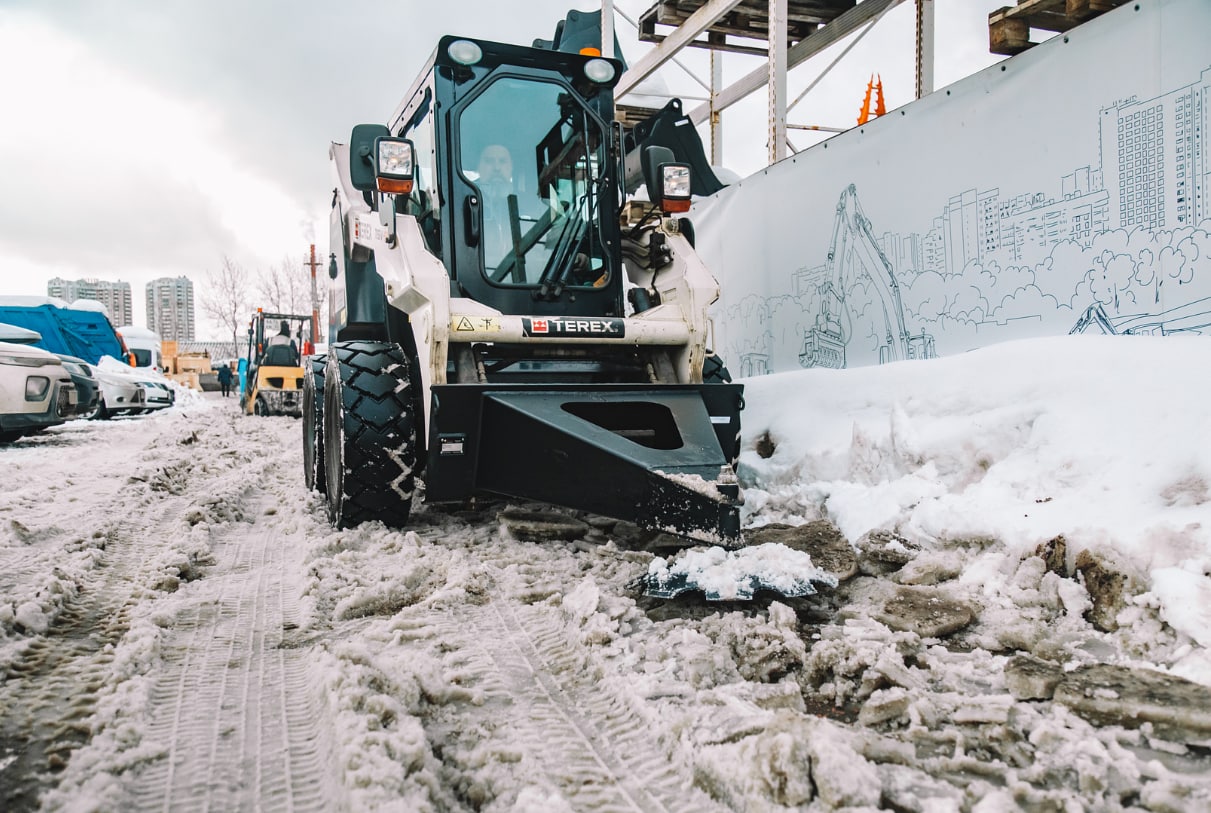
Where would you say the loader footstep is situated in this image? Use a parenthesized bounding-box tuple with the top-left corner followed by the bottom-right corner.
(498, 507, 591, 542)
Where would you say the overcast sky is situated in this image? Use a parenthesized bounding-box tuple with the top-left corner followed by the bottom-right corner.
(0, 0, 1008, 339)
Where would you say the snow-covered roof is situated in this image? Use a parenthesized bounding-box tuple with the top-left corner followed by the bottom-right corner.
(0, 294, 73, 309)
(116, 325, 162, 341)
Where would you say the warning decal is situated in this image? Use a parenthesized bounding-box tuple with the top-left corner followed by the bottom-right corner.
(522, 317, 625, 338)
(450, 315, 501, 332)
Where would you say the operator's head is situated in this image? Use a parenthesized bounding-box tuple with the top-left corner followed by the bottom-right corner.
(279, 320, 289, 334)
(476, 144, 512, 184)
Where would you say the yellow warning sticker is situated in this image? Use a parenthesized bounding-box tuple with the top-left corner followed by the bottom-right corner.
(451, 315, 500, 332)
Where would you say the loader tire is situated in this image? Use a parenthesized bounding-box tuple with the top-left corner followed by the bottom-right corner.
(323, 341, 417, 529)
(302, 354, 326, 494)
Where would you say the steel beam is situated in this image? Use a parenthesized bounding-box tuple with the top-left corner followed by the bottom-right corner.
(616, 0, 747, 98)
(710, 50, 724, 166)
(602, 0, 615, 58)
(689, 0, 906, 124)
(916, 0, 934, 98)
(768, 0, 788, 164)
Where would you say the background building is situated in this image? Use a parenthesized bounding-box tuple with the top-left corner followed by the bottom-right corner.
(46, 277, 132, 326)
(145, 276, 196, 341)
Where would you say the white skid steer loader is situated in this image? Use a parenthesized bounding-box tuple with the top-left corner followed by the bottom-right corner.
(306, 25, 747, 547)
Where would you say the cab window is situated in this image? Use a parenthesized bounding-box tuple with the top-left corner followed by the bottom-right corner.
(458, 77, 610, 289)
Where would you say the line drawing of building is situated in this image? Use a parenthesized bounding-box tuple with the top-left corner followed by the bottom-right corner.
(711, 59, 1211, 374)
(46, 277, 132, 326)
(145, 276, 196, 342)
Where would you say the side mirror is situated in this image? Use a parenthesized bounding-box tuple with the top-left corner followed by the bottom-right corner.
(641, 145, 675, 202)
(328, 252, 339, 280)
(349, 124, 391, 191)
(640, 146, 690, 213)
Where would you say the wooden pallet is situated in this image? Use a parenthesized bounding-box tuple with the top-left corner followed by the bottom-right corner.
(989, 0, 1129, 56)
(637, 0, 856, 56)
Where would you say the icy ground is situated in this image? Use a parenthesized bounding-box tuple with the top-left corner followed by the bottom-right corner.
(2, 334, 1211, 812)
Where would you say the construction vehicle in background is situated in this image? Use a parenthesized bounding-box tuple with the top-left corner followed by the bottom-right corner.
(307, 14, 745, 545)
(242, 310, 314, 417)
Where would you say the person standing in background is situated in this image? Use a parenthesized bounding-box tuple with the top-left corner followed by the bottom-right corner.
(217, 363, 233, 397)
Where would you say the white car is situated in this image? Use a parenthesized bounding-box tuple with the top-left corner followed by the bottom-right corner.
(0, 341, 78, 442)
(90, 366, 147, 419)
(93, 357, 176, 417)
(137, 378, 176, 412)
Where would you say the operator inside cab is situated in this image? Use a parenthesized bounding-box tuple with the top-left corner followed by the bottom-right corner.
(458, 77, 611, 290)
(263, 320, 299, 366)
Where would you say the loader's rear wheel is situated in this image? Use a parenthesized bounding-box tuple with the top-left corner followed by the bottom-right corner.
(302, 354, 326, 494)
(254, 396, 268, 416)
(323, 341, 417, 529)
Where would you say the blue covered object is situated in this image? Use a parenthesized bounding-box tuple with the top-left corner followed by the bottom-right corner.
(0, 301, 125, 364)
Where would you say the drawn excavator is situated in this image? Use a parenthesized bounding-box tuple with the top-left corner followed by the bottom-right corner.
(1069, 298, 1211, 336)
(801, 184, 936, 369)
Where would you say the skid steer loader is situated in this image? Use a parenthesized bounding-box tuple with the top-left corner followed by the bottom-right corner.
(306, 25, 744, 545)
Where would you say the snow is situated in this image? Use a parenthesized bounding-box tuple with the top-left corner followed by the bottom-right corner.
(741, 334, 1211, 666)
(1, 334, 1210, 811)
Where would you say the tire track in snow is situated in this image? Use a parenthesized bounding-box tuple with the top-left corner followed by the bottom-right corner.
(0, 480, 241, 810)
(121, 502, 338, 813)
(394, 534, 723, 813)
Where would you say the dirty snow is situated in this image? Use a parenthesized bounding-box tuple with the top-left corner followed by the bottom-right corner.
(0, 333, 1210, 811)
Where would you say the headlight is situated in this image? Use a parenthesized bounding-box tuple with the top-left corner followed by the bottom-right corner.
(448, 39, 482, 66)
(25, 376, 50, 400)
(0, 354, 54, 368)
(659, 163, 692, 213)
(373, 137, 416, 195)
(584, 58, 616, 83)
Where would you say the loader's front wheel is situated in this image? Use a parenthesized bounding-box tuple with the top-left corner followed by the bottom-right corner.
(302, 354, 326, 494)
(323, 341, 417, 529)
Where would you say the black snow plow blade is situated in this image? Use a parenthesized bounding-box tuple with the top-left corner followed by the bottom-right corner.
(426, 383, 744, 545)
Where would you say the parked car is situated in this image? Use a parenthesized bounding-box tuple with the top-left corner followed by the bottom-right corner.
(0, 341, 78, 442)
(91, 357, 179, 417)
(55, 354, 101, 418)
(137, 378, 176, 412)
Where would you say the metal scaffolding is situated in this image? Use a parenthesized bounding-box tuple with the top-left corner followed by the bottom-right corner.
(612, 0, 935, 168)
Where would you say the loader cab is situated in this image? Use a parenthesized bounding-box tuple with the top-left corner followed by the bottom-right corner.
(390, 36, 626, 318)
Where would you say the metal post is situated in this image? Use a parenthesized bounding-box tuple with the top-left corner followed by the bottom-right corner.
(768, 0, 788, 165)
(710, 49, 723, 167)
(307, 244, 321, 344)
(916, 0, 934, 98)
(601, 0, 614, 59)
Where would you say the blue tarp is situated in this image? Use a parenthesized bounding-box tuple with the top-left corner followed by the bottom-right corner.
(0, 304, 125, 364)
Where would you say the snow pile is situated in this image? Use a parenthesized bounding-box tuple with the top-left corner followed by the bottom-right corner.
(740, 334, 1211, 678)
(646, 542, 838, 600)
